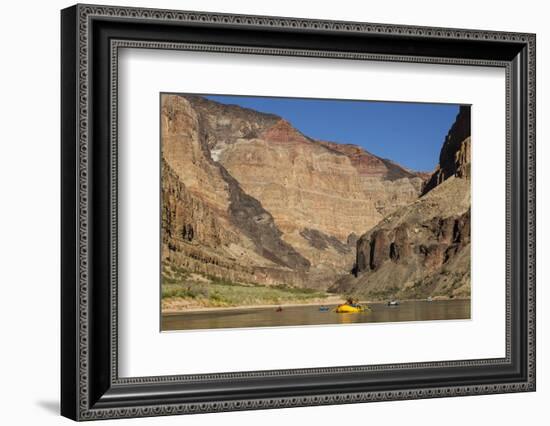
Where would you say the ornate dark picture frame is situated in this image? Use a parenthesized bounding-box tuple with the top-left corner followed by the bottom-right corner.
(61, 4, 536, 421)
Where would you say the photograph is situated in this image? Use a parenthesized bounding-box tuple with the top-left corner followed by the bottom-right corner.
(160, 94, 471, 331)
(56, 3, 536, 421)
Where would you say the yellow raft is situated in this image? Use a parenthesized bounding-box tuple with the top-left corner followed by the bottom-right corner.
(335, 303, 366, 313)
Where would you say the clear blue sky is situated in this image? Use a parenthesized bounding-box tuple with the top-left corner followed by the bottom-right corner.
(205, 95, 460, 172)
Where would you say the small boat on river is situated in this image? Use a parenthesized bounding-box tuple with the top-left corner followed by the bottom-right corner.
(335, 298, 367, 313)
(387, 300, 400, 306)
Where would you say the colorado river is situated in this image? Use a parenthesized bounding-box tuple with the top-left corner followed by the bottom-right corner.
(161, 299, 470, 331)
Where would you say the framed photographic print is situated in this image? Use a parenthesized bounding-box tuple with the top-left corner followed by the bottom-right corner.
(61, 4, 536, 421)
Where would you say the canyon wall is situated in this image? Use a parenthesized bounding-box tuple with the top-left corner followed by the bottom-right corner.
(161, 94, 429, 289)
(421, 105, 471, 195)
(331, 106, 471, 299)
(161, 95, 311, 287)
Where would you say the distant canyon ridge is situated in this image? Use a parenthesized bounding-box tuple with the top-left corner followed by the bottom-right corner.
(161, 94, 471, 300)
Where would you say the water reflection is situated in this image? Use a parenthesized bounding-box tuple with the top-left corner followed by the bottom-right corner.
(161, 299, 471, 331)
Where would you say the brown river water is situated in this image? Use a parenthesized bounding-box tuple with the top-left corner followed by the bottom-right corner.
(161, 299, 470, 331)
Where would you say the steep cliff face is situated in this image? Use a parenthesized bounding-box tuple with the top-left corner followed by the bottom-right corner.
(332, 106, 471, 299)
(332, 176, 471, 299)
(218, 121, 425, 243)
(161, 94, 428, 289)
(161, 95, 311, 287)
(422, 105, 471, 195)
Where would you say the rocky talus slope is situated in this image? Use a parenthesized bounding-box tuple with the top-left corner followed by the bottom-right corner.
(161, 94, 428, 289)
(330, 106, 471, 299)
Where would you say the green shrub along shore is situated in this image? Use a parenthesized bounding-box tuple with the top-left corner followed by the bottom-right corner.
(161, 265, 330, 310)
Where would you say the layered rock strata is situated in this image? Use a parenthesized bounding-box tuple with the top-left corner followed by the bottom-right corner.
(161, 94, 429, 288)
(332, 106, 471, 299)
